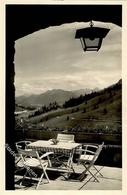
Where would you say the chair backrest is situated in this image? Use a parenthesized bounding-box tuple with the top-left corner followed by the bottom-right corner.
(82, 144, 98, 155)
(57, 133, 75, 143)
(81, 142, 104, 163)
(16, 140, 32, 150)
(92, 142, 104, 163)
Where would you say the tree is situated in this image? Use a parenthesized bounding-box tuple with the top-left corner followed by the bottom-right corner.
(67, 116, 70, 121)
(93, 104, 99, 110)
(103, 108, 107, 115)
(76, 107, 79, 112)
(82, 108, 86, 113)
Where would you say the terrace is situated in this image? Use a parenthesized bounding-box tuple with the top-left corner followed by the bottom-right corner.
(15, 164, 122, 190)
(14, 139, 122, 191)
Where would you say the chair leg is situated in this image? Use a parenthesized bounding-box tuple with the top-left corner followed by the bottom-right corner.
(47, 156, 52, 167)
(91, 166, 104, 182)
(36, 166, 50, 189)
(43, 167, 50, 183)
(87, 169, 99, 182)
(78, 164, 88, 181)
(93, 165, 103, 177)
(20, 169, 28, 186)
(79, 164, 99, 182)
(36, 172, 44, 190)
(70, 164, 75, 173)
(84, 164, 99, 182)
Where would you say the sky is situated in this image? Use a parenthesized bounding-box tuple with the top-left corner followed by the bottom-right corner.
(15, 21, 121, 97)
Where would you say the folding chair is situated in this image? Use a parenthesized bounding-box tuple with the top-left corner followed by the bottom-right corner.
(57, 133, 75, 143)
(17, 149, 53, 189)
(78, 142, 104, 182)
(15, 141, 33, 174)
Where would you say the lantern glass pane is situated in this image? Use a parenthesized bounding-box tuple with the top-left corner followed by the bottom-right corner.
(85, 38, 100, 47)
(86, 48, 99, 51)
(80, 38, 85, 49)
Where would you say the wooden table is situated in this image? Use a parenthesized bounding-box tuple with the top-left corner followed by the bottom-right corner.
(27, 140, 81, 174)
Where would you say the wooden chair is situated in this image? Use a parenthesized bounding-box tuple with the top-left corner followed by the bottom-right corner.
(78, 142, 104, 182)
(57, 133, 75, 143)
(17, 149, 54, 189)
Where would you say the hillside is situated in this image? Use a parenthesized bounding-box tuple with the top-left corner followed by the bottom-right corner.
(16, 88, 97, 106)
(21, 79, 122, 133)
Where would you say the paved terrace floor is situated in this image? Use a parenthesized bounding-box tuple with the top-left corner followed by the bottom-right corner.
(15, 165, 122, 190)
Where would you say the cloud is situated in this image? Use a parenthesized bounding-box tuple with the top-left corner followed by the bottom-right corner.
(15, 22, 121, 96)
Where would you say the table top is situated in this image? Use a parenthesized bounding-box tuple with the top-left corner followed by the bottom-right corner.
(27, 140, 81, 153)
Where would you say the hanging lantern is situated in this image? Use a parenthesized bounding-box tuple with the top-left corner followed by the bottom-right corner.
(75, 21, 110, 51)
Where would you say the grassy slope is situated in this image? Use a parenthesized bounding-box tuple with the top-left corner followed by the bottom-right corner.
(28, 85, 121, 132)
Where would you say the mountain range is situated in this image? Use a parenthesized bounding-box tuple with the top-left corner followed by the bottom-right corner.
(16, 88, 99, 107)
